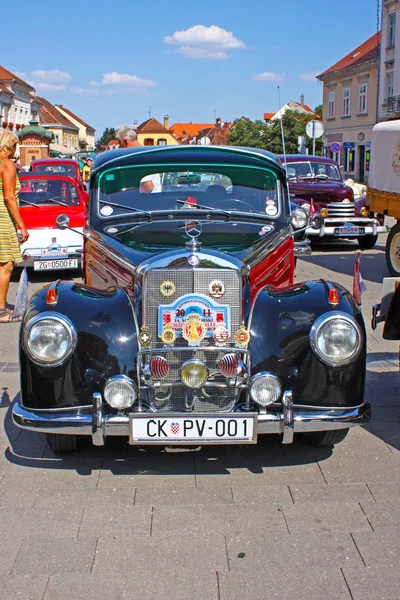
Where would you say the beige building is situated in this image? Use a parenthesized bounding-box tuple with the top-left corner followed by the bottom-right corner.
(136, 117, 179, 146)
(378, 0, 400, 120)
(55, 104, 95, 150)
(317, 32, 380, 183)
(36, 96, 79, 156)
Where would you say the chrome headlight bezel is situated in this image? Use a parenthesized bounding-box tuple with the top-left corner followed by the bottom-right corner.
(249, 372, 282, 406)
(290, 208, 308, 229)
(180, 360, 209, 389)
(23, 312, 77, 367)
(309, 311, 363, 367)
(104, 374, 138, 410)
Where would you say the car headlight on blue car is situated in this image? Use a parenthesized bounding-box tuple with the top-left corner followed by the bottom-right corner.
(24, 312, 77, 367)
(310, 312, 363, 366)
(290, 208, 308, 229)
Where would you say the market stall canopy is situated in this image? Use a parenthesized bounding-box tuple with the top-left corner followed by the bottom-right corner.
(49, 143, 77, 157)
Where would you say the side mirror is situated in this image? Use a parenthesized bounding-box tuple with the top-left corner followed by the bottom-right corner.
(309, 213, 324, 230)
(56, 214, 70, 230)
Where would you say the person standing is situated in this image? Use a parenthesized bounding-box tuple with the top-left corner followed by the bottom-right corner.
(116, 126, 161, 193)
(0, 130, 29, 323)
(81, 157, 91, 191)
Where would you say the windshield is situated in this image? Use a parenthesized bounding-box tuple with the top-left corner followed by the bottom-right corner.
(286, 161, 341, 180)
(19, 178, 81, 206)
(33, 164, 77, 178)
(96, 164, 284, 219)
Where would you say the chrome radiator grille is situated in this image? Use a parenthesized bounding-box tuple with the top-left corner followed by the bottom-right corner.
(144, 268, 242, 349)
(326, 202, 356, 217)
(141, 268, 244, 413)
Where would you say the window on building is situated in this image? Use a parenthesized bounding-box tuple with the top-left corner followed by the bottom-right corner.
(328, 91, 336, 118)
(157, 139, 167, 145)
(359, 84, 368, 113)
(386, 72, 394, 100)
(342, 88, 351, 116)
(389, 13, 396, 47)
(144, 138, 154, 146)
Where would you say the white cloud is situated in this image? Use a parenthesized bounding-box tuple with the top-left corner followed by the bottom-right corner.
(15, 69, 72, 92)
(253, 72, 286, 82)
(300, 72, 319, 82)
(164, 25, 246, 59)
(100, 71, 156, 88)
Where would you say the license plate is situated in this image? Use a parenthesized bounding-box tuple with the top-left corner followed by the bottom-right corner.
(130, 414, 257, 444)
(334, 225, 360, 236)
(33, 259, 78, 271)
(41, 246, 68, 258)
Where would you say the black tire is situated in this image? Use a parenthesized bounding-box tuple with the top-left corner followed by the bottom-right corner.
(302, 428, 349, 447)
(358, 234, 378, 250)
(386, 222, 400, 276)
(46, 433, 78, 453)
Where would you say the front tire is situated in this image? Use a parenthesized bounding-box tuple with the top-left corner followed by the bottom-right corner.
(46, 433, 78, 453)
(358, 234, 378, 250)
(386, 222, 400, 276)
(302, 428, 349, 447)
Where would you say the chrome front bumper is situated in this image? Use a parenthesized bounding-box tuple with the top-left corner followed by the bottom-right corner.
(294, 239, 312, 256)
(306, 218, 387, 238)
(12, 394, 371, 446)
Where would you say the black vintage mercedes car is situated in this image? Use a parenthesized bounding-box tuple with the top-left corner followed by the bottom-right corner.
(13, 146, 370, 452)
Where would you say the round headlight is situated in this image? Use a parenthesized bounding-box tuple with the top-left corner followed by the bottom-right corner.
(250, 373, 282, 406)
(290, 208, 308, 229)
(180, 360, 208, 389)
(24, 313, 77, 366)
(310, 312, 362, 366)
(104, 375, 137, 409)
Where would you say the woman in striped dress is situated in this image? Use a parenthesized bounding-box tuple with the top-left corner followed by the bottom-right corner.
(0, 130, 29, 323)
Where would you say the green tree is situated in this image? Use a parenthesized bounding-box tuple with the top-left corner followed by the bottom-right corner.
(227, 118, 267, 148)
(95, 127, 117, 152)
(314, 104, 323, 118)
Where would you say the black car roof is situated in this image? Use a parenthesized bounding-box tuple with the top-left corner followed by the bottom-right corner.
(93, 145, 285, 174)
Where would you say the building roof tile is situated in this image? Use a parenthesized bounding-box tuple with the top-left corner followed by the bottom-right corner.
(170, 122, 215, 138)
(136, 118, 170, 133)
(36, 96, 78, 130)
(318, 32, 380, 77)
(0, 65, 34, 90)
(55, 105, 95, 131)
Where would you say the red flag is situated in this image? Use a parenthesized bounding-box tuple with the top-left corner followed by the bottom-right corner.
(309, 198, 316, 216)
(352, 251, 367, 305)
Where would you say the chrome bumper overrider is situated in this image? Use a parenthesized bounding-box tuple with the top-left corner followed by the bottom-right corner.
(294, 239, 312, 256)
(12, 394, 372, 446)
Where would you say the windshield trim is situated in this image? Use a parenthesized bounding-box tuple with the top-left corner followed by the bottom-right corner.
(286, 161, 341, 181)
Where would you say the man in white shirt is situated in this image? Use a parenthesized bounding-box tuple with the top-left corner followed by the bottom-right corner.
(116, 126, 161, 193)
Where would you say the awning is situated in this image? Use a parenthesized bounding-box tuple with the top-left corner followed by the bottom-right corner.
(49, 143, 77, 156)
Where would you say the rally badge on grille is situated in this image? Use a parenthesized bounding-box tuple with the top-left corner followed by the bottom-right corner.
(209, 279, 225, 298)
(138, 326, 152, 348)
(235, 325, 250, 347)
(182, 314, 207, 345)
(160, 280, 176, 297)
(213, 325, 230, 345)
(160, 324, 176, 345)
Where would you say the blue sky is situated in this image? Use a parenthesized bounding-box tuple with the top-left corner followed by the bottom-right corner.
(5, 0, 379, 138)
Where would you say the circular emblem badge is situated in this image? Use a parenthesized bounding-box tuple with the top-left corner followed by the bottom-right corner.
(160, 324, 176, 345)
(138, 326, 152, 348)
(182, 314, 207, 345)
(213, 325, 230, 346)
(235, 325, 250, 347)
(209, 279, 225, 298)
(160, 280, 176, 297)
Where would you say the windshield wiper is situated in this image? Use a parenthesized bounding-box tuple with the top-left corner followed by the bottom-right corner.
(19, 198, 40, 208)
(98, 199, 151, 216)
(175, 198, 231, 217)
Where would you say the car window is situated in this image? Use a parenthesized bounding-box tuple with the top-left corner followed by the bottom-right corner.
(19, 178, 81, 206)
(96, 165, 283, 219)
(34, 165, 77, 178)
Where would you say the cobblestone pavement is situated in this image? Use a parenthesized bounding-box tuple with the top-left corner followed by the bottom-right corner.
(0, 231, 399, 600)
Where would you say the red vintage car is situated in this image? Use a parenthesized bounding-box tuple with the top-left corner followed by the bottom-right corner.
(18, 173, 86, 272)
(30, 158, 88, 205)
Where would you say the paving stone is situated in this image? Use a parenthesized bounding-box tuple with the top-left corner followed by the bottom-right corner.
(0, 575, 48, 600)
(43, 571, 217, 600)
(151, 505, 287, 536)
(342, 566, 400, 600)
(134, 486, 233, 506)
(351, 529, 400, 566)
(367, 483, 400, 502)
(0, 483, 38, 510)
(78, 505, 152, 537)
(11, 537, 97, 576)
(2, 461, 101, 490)
(93, 534, 228, 573)
(0, 504, 83, 537)
(283, 503, 372, 534)
(231, 484, 293, 508)
(226, 530, 363, 571)
(34, 487, 135, 509)
(289, 483, 374, 504)
(0, 533, 24, 577)
(218, 567, 351, 600)
(360, 500, 400, 529)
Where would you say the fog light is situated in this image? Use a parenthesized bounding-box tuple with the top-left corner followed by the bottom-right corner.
(250, 373, 282, 407)
(361, 207, 368, 216)
(320, 208, 328, 217)
(150, 356, 169, 379)
(180, 360, 208, 389)
(104, 375, 137, 409)
(219, 353, 238, 377)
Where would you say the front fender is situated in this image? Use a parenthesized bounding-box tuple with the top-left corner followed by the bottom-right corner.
(20, 282, 138, 409)
(247, 280, 366, 407)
